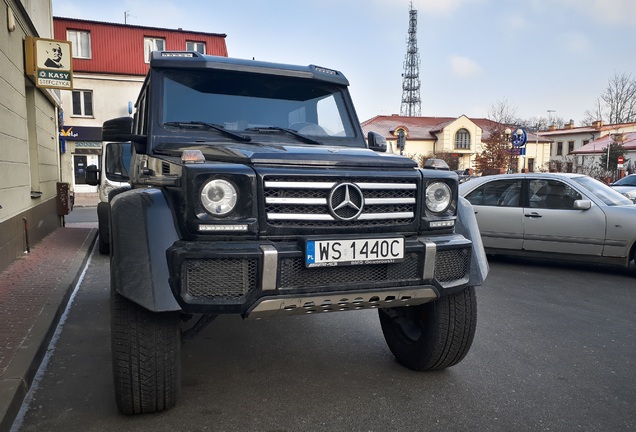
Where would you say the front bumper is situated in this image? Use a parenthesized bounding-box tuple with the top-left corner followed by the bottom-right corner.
(167, 234, 472, 317)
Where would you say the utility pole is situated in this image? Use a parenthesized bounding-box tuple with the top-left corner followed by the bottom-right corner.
(400, 2, 421, 117)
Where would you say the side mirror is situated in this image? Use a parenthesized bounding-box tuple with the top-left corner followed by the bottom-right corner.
(367, 131, 387, 153)
(573, 199, 592, 210)
(102, 117, 147, 153)
(102, 117, 133, 141)
(85, 165, 100, 186)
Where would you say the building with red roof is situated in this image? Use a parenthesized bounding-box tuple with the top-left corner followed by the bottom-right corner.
(361, 114, 552, 173)
(571, 131, 636, 174)
(52, 17, 228, 198)
(537, 120, 636, 172)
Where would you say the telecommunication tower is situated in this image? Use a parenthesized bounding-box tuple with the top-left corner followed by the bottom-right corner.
(400, 3, 421, 117)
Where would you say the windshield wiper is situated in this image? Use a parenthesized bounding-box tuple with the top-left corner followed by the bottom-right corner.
(164, 121, 251, 142)
(245, 126, 322, 145)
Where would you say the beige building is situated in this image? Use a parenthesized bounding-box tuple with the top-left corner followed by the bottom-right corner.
(0, 1, 64, 272)
(361, 114, 552, 174)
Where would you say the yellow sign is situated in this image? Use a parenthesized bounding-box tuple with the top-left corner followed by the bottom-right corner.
(25, 36, 74, 90)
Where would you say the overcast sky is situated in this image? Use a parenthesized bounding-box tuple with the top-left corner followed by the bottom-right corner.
(53, 0, 636, 125)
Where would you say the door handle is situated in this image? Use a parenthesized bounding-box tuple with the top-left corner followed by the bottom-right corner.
(524, 212, 542, 218)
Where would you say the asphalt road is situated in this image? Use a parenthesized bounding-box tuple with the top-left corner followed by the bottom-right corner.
(12, 249, 636, 432)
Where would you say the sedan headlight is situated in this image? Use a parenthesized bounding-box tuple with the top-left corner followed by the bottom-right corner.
(200, 179, 238, 216)
(624, 191, 636, 202)
(426, 181, 452, 213)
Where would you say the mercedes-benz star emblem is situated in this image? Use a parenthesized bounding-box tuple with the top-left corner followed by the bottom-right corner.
(328, 183, 364, 221)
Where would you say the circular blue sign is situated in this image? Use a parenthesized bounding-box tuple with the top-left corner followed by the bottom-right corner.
(511, 128, 527, 147)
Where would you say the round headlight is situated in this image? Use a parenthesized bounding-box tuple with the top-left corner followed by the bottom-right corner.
(426, 181, 452, 213)
(200, 179, 238, 216)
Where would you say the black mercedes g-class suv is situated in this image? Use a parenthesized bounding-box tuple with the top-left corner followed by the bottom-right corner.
(102, 51, 488, 414)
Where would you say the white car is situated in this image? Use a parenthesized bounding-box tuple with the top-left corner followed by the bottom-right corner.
(610, 174, 636, 203)
(459, 173, 636, 269)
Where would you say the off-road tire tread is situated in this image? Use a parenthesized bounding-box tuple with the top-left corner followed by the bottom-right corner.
(379, 286, 477, 371)
(111, 291, 180, 414)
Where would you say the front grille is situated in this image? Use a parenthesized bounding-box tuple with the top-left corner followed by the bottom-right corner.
(279, 253, 421, 290)
(435, 248, 470, 283)
(185, 258, 258, 302)
(264, 176, 417, 229)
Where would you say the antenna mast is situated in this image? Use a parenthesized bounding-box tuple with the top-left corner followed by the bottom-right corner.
(400, 2, 421, 117)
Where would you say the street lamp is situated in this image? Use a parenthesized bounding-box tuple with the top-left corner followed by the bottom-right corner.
(505, 127, 512, 173)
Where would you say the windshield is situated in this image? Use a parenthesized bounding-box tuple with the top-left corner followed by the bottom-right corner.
(159, 69, 356, 143)
(572, 175, 633, 206)
(104, 142, 131, 182)
(613, 175, 636, 186)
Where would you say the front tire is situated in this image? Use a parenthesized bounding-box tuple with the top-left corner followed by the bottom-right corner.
(379, 287, 477, 370)
(111, 290, 181, 414)
(97, 202, 110, 255)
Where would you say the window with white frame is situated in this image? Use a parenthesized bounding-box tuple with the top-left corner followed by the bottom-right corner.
(72, 90, 93, 117)
(67, 29, 92, 58)
(455, 128, 470, 149)
(144, 37, 166, 63)
(186, 41, 206, 54)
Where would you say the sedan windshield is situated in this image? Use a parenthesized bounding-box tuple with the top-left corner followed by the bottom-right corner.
(159, 68, 357, 144)
(612, 175, 636, 186)
(572, 176, 633, 206)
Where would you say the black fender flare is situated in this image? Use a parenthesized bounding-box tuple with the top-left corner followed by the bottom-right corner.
(110, 188, 181, 312)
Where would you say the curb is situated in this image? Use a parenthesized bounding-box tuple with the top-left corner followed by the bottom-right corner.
(0, 229, 97, 432)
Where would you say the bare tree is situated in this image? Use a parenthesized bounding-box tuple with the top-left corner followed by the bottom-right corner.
(583, 72, 636, 125)
(517, 115, 565, 131)
(489, 99, 566, 131)
(487, 99, 518, 125)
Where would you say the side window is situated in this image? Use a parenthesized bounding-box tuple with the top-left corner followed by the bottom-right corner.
(529, 179, 581, 209)
(186, 41, 206, 54)
(134, 90, 148, 135)
(454, 128, 470, 149)
(144, 37, 166, 63)
(67, 29, 91, 58)
(465, 179, 522, 207)
(72, 90, 93, 117)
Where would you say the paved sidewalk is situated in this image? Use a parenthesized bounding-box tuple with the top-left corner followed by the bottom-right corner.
(0, 226, 97, 432)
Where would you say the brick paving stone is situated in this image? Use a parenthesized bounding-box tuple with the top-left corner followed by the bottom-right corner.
(0, 226, 96, 432)
(0, 228, 94, 375)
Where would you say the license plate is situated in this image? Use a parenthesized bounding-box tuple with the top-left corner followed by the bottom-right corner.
(305, 237, 404, 268)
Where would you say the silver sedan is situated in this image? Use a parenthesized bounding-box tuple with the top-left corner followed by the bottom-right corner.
(610, 174, 636, 202)
(459, 173, 636, 269)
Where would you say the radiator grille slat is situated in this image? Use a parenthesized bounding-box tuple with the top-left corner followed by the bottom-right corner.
(264, 176, 418, 229)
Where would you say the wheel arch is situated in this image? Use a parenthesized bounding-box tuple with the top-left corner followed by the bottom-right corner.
(110, 188, 181, 312)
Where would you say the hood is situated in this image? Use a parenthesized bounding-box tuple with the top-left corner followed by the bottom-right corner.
(161, 142, 418, 169)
